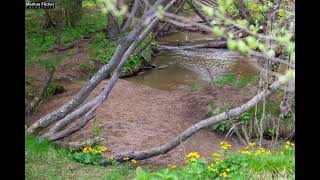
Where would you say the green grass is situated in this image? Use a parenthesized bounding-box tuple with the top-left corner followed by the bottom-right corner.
(25, 6, 107, 65)
(210, 72, 257, 88)
(189, 81, 205, 91)
(134, 144, 294, 179)
(26, 134, 294, 179)
(25, 134, 134, 179)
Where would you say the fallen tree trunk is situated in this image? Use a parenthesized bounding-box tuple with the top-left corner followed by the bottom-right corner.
(27, 0, 168, 134)
(102, 81, 282, 162)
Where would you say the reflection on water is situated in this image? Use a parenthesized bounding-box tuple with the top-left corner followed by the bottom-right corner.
(126, 32, 259, 91)
(126, 54, 202, 91)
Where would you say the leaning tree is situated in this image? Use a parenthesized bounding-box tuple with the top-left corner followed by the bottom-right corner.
(27, 0, 295, 163)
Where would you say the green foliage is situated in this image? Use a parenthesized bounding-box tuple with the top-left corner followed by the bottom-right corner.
(79, 63, 87, 72)
(210, 72, 257, 88)
(90, 32, 156, 77)
(71, 150, 103, 165)
(83, 0, 97, 7)
(71, 145, 106, 165)
(25, 134, 134, 179)
(132, 143, 295, 179)
(189, 81, 204, 91)
(45, 82, 60, 97)
(25, 7, 106, 65)
(207, 102, 233, 133)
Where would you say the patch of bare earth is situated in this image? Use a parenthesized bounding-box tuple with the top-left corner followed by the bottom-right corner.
(29, 78, 253, 167)
(25, 37, 95, 89)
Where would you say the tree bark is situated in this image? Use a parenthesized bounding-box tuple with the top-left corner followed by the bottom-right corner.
(121, 0, 140, 34)
(25, 69, 55, 119)
(233, 0, 253, 24)
(186, 0, 212, 27)
(280, 79, 294, 118)
(107, 13, 121, 40)
(103, 81, 282, 162)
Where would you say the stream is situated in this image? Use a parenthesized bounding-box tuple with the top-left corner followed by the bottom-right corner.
(126, 32, 259, 91)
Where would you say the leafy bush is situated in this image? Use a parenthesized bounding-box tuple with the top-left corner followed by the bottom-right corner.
(71, 145, 107, 165)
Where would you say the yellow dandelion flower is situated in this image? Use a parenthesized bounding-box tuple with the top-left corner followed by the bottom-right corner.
(98, 146, 108, 152)
(241, 150, 252, 155)
(167, 164, 177, 169)
(266, 151, 271, 155)
(108, 156, 114, 160)
(212, 153, 222, 157)
(249, 142, 256, 147)
(82, 147, 92, 153)
(286, 141, 291, 145)
(259, 148, 266, 152)
(123, 157, 130, 161)
(131, 159, 138, 164)
(220, 172, 227, 177)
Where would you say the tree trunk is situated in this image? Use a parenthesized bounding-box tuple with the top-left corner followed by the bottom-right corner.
(107, 13, 121, 40)
(280, 79, 294, 118)
(54, 10, 62, 50)
(25, 69, 55, 119)
(186, 0, 212, 27)
(121, 0, 140, 34)
(233, 0, 253, 24)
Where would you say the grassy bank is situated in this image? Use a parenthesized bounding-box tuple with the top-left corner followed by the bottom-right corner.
(26, 134, 294, 179)
(25, 134, 134, 180)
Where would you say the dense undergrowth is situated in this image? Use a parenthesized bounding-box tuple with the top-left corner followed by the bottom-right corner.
(26, 134, 294, 179)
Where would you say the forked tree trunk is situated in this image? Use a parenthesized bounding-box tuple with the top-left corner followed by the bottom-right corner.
(27, 0, 173, 134)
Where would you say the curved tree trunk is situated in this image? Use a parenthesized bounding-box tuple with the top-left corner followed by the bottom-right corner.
(103, 81, 282, 162)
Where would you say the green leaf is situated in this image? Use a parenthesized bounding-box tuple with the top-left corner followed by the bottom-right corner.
(237, 40, 248, 53)
(279, 70, 295, 84)
(227, 39, 237, 50)
(202, 5, 214, 16)
(245, 36, 258, 49)
(212, 27, 224, 36)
